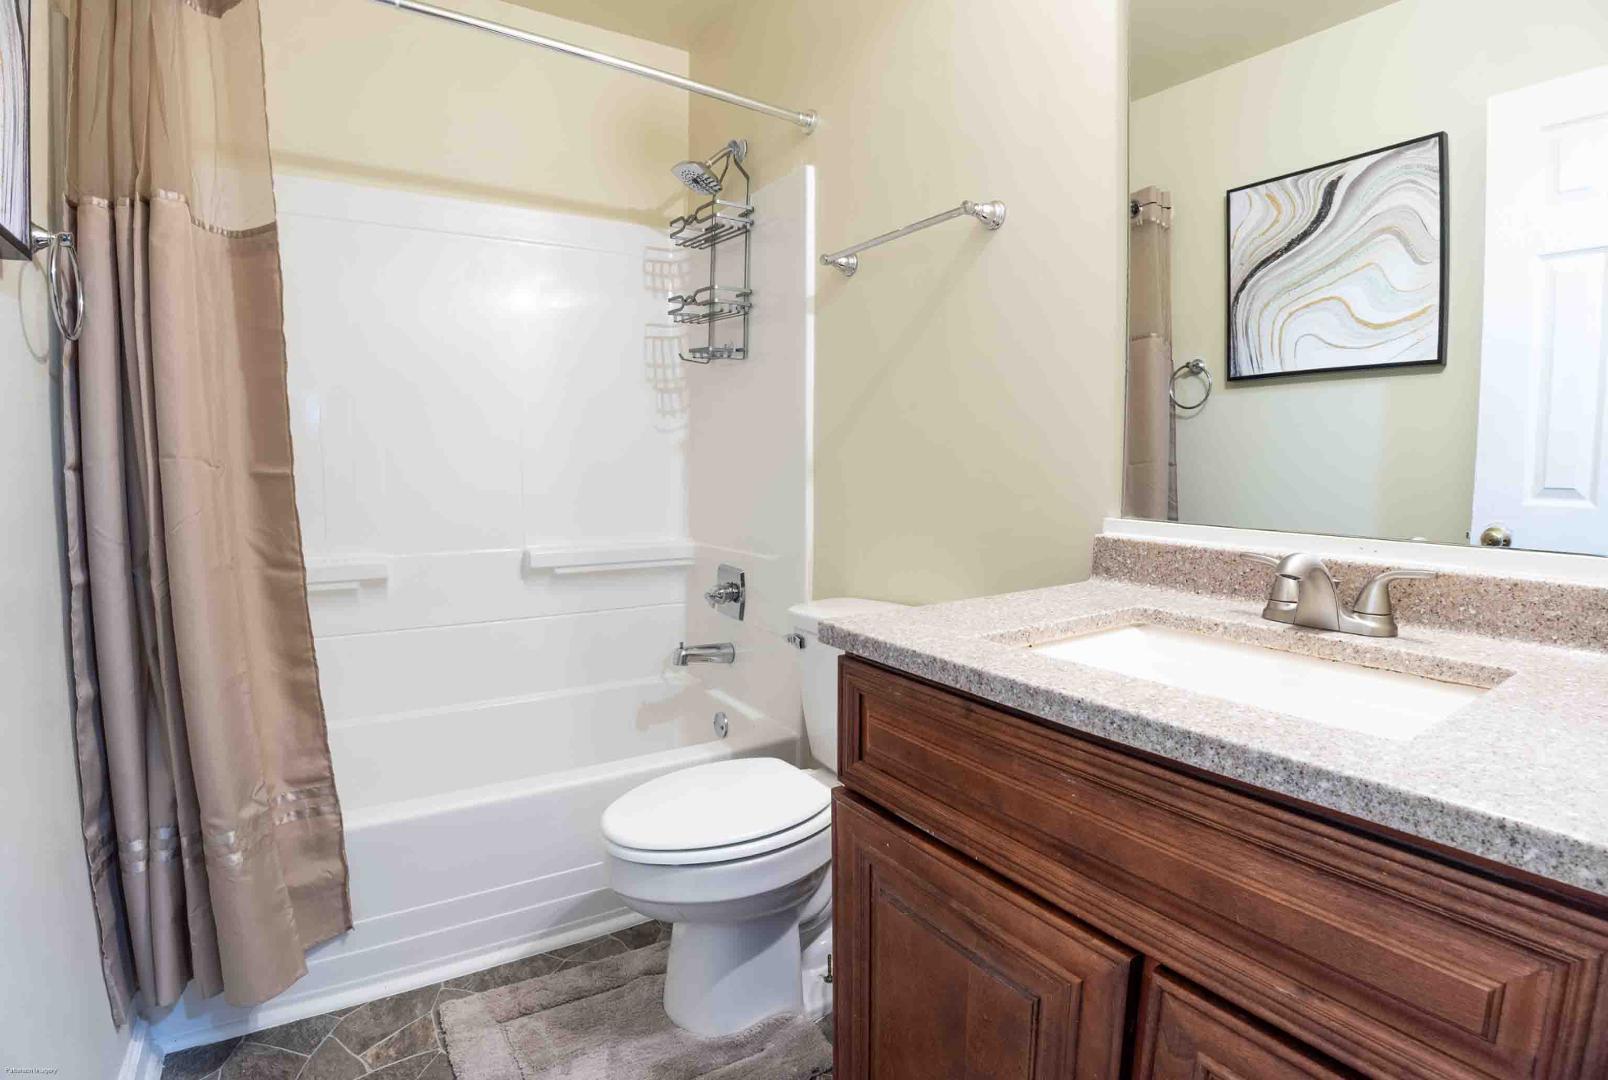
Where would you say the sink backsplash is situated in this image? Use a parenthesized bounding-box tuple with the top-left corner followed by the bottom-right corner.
(1091, 535, 1608, 652)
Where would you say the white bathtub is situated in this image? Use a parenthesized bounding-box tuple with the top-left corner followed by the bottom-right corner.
(150, 673, 800, 1050)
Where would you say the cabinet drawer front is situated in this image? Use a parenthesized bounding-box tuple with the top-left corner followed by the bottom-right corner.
(833, 791, 1135, 1080)
(840, 658, 1608, 1079)
(1136, 967, 1351, 1079)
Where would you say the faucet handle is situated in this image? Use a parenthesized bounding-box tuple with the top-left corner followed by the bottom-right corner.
(1244, 550, 1335, 578)
(1352, 568, 1436, 616)
(1241, 552, 1302, 611)
(704, 582, 741, 607)
(1240, 552, 1293, 598)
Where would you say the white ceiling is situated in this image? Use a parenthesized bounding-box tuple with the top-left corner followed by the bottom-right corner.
(509, 0, 1404, 99)
(1129, 0, 1403, 99)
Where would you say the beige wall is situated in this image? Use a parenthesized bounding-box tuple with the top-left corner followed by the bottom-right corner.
(260, 0, 689, 223)
(1131, 0, 1608, 544)
(0, 4, 133, 1075)
(689, 0, 1127, 604)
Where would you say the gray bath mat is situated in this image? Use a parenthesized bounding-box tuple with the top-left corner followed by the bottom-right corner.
(439, 942, 832, 1079)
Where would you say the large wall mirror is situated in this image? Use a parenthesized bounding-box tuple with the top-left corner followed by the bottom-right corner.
(1123, 0, 1608, 557)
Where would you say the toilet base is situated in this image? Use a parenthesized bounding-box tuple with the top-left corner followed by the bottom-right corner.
(605, 814, 832, 1037)
(800, 922, 833, 1022)
(664, 911, 803, 1036)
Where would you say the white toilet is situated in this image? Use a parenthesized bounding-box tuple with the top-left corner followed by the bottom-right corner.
(601, 597, 904, 1037)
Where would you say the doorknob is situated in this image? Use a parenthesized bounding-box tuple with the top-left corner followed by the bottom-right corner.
(1478, 524, 1512, 548)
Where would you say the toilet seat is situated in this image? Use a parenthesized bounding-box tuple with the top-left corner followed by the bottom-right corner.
(601, 757, 830, 866)
(606, 804, 831, 866)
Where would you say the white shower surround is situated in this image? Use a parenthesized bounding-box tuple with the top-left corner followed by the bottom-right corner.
(147, 170, 815, 1050)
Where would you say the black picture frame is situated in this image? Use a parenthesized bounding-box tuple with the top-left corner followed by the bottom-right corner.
(0, 0, 30, 262)
(1224, 132, 1450, 383)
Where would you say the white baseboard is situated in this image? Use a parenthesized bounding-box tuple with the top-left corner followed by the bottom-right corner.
(149, 908, 647, 1055)
(116, 1020, 163, 1080)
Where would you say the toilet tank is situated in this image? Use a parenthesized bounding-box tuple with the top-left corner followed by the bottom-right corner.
(789, 598, 907, 772)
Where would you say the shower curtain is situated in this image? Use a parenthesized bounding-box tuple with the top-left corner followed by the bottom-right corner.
(55, 0, 350, 1022)
(1125, 186, 1177, 521)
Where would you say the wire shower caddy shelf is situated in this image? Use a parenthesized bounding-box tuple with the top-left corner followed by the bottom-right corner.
(668, 145, 754, 363)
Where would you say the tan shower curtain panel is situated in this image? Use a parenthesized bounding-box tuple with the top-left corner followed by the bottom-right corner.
(56, 0, 350, 1023)
(1125, 186, 1176, 521)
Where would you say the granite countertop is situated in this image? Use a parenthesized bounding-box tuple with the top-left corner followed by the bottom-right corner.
(820, 577, 1608, 898)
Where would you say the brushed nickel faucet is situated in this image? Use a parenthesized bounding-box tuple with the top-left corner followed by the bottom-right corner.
(1247, 553, 1434, 638)
(674, 641, 736, 665)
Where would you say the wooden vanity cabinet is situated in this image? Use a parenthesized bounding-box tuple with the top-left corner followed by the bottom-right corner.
(833, 791, 1134, 1080)
(1132, 965, 1353, 1079)
(832, 657, 1608, 1079)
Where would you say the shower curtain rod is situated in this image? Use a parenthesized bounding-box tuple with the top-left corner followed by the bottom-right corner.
(370, 0, 819, 132)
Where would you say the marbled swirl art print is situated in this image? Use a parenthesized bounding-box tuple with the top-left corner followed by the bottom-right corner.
(0, 0, 26, 258)
(1227, 133, 1446, 380)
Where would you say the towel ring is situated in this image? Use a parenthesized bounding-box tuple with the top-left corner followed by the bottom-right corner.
(29, 225, 85, 343)
(1169, 358, 1210, 412)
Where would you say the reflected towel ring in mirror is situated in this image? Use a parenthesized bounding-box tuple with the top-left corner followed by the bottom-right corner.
(28, 225, 84, 342)
(1169, 358, 1211, 411)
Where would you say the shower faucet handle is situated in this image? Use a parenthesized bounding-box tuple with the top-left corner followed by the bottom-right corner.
(704, 564, 746, 621)
(704, 582, 743, 606)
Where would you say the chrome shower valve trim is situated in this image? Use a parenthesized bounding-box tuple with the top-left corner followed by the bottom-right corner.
(704, 564, 746, 621)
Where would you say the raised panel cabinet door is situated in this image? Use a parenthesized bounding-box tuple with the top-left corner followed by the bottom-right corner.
(833, 791, 1134, 1080)
(1134, 967, 1351, 1080)
(839, 658, 1608, 1078)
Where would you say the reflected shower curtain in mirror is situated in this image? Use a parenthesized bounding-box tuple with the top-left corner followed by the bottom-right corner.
(55, 0, 350, 1023)
(1125, 187, 1176, 521)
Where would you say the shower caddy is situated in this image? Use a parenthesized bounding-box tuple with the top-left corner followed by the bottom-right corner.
(668, 142, 753, 364)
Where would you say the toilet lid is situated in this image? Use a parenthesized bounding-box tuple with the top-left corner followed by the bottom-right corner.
(601, 758, 831, 852)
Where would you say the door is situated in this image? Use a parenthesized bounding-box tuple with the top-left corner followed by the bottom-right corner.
(832, 791, 1133, 1080)
(1133, 966, 1350, 1080)
(1471, 64, 1608, 555)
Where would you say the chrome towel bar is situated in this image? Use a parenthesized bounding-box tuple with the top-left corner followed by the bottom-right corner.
(820, 199, 1005, 277)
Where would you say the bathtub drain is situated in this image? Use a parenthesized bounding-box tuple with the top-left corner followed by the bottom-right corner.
(712, 711, 729, 738)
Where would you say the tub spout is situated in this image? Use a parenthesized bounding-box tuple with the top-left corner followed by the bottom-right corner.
(674, 641, 735, 665)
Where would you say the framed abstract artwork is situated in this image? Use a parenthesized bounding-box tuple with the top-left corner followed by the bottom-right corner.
(0, 0, 27, 260)
(1226, 132, 1448, 381)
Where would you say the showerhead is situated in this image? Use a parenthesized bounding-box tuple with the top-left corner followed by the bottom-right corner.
(672, 139, 748, 196)
(673, 160, 723, 195)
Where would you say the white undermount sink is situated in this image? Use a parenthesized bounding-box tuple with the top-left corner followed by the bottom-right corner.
(1030, 623, 1486, 740)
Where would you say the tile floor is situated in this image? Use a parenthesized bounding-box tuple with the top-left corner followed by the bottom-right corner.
(159, 921, 674, 1080)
